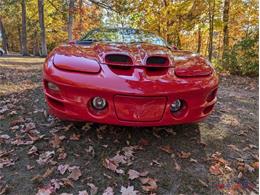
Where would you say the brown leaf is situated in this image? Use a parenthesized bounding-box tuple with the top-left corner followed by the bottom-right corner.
(102, 187, 114, 195)
(177, 151, 191, 159)
(68, 166, 82, 181)
(128, 169, 140, 180)
(159, 145, 174, 154)
(57, 164, 69, 175)
(120, 186, 138, 195)
(251, 161, 259, 169)
(35, 187, 52, 195)
(174, 160, 181, 171)
(138, 138, 149, 146)
(79, 190, 89, 195)
(36, 151, 55, 165)
(140, 177, 158, 192)
(87, 183, 98, 195)
(103, 159, 118, 172)
(50, 134, 61, 148)
(27, 146, 38, 155)
(228, 144, 240, 151)
(69, 133, 80, 141)
(209, 163, 223, 175)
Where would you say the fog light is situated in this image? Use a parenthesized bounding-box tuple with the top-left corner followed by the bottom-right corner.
(47, 82, 59, 91)
(92, 97, 107, 110)
(170, 99, 183, 112)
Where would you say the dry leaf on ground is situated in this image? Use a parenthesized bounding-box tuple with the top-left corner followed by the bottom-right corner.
(120, 186, 138, 195)
(68, 166, 82, 181)
(140, 177, 158, 192)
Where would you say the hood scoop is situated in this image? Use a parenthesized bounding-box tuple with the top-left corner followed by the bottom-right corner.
(146, 56, 170, 67)
(105, 54, 133, 66)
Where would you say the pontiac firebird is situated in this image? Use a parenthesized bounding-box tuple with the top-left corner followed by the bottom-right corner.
(43, 28, 218, 126)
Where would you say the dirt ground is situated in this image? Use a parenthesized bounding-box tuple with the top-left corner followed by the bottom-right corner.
(0, 56, 258, 195)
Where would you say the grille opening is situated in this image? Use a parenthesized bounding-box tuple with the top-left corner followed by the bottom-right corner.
(47, 97, 65, 111)
(146, 56, 169, 66)
(105, 54, 133, 65)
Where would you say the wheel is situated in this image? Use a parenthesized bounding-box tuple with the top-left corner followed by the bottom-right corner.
(0, 51, 3, 56)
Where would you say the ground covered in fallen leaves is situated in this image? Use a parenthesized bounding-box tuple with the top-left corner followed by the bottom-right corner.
(0, 56, 258, 195)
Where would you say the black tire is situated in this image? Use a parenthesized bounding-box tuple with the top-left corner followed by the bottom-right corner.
(0, 51, 3, 56)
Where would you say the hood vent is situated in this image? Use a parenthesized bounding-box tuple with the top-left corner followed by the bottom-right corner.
(146, 56, 170, 67)
(105, 54, 133, 66)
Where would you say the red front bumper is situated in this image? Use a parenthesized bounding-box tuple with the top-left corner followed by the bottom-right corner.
(43, 60, 218, 127)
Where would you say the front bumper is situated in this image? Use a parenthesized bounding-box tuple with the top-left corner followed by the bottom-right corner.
(43, 62, 218, 127)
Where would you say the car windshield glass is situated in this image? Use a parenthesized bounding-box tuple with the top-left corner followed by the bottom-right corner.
(80, 28, 167, 46)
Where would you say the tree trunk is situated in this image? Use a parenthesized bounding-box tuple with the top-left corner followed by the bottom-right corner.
(0, 18, 8, 54)
(208, 0, 215, 62)
(18, 26, 22, 53)
(79, 0, 83, 32)
(38, 0, 47, 57)
(33, 30, 40, 56)
(68, 0, 75, 41)
(21, 0, 29, 56)
(197, 27, 201, 53)
(222, 0, 230, 63)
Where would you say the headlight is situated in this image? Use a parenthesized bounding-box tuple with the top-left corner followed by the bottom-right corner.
(53, 54, 101, 73)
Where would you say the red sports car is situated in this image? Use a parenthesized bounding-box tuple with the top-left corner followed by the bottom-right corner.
(43, 28, 218, 126)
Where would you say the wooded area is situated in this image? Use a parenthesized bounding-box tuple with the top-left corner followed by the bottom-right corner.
(0, 0, 258, 75)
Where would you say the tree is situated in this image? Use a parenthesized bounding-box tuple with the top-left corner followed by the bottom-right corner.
(0, 17, 8, 53)
(222, 0, 230, 63)
(68, 0, 75, 41)
(207, 0, 215, 62)
(38, 0, 47, 56)
(21, 0, 29, 56)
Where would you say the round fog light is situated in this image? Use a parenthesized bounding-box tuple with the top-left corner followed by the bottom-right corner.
(92, 97, 107, 110)
(47, 82, 59, 91)
(170, 99, 183, 112)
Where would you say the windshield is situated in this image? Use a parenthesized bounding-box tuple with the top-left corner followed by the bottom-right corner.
(79, 28, 167, 47)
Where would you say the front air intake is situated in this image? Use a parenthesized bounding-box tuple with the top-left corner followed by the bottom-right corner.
(146, 56, 170, 67)
(105, 54, 133, 66)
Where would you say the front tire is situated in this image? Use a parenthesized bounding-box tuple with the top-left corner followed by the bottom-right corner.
(0, 51, 3, 56)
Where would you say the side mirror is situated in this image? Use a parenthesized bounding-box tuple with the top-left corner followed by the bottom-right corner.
(171, 45, 178, 51)
(68, 40, 76, 45)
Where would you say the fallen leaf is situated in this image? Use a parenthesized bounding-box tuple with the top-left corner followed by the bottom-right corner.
(159, 145, 173, 154)
(68, 166, 82, 181)
(69, 133, 80, 141)
(36, 151, 55, 165)
(58, 164, 69, 175)
(209, 163, 222, 175)
(249, 144, 258, 149)
(50, 134, 61, 148)
(87, 183, 98, 195)
(120, 186, 138, 195)
(174, 160, 181, 171)
(251, 161, 259, 169)
(103, 159, 118, 172)
(27, 146, 38, 155)
(79, 190, 89, 195)
(228, 144, 240, 152)
(190, 158, 198, 163)
(102, 187, 113, 195)
(35, 187, 52, 195)
(138, 138, 149, 146)
(0, 134, 10, 140)
(177, 151, 191, 159)
(128, 169, 140, 180)
(140, 177, 158, 192)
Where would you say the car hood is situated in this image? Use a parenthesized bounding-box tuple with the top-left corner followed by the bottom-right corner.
(52, 42, 213, 76)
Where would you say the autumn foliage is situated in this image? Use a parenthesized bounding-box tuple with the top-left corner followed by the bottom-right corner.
(0, 0, 258, 75)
